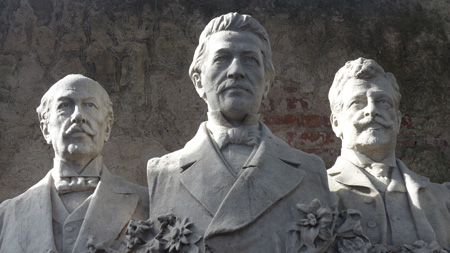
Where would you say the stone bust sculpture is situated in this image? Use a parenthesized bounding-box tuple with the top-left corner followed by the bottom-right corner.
(327, 58, 450, 251)
(0, 74, 148, 252)
(145, 12, 338, 253)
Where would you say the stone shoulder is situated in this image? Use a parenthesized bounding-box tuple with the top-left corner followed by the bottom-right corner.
(269, 133, 329, 187)
(110, 172, 148, 197)
(270, 132, 326, 169)
(0, 175, 49, 236)
(147, 148, 185, 174)
(0, 175, 48, 208)
(429, 181, 450, 204)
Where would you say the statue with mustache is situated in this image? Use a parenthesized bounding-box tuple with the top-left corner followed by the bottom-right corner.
(327, 57, 450, 251)
(146, 13, 338, 253)
(0, 74, 148, 252)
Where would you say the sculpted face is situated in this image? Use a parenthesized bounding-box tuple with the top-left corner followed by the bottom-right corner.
(42, 79, 111, 164)
(195, 31, 268, 125)
(331, 76, 401, 154)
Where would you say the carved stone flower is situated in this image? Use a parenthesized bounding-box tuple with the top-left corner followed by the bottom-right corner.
(126, 218, 155, 251)
(123, 215, 200, 253)
(295, 198, 334, 246)
(334, 209, 370, 253)
(162, 217, 193, 252)
(286, 198, 334, 252)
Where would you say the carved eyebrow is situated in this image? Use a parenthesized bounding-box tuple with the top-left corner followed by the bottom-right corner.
(82, 97, 98, 102)
(241, 50, 260, 55)
(212, 48, 231, 55)
(348, 93, 366, 101)
(241, 52, 260, 61)
(55, 97, 73, 105)
(55, 96, 99, 104)
(368, 90, 393, 100)
(213, 47, 260, 55)
(56, 96, 71, 101)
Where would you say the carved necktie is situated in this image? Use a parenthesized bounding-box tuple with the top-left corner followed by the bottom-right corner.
(55, 176, 100, 195)
(214, 127, 261, 149)
(368, 162, 392, 187)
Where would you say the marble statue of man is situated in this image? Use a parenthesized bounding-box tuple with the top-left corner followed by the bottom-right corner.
(0, 74, 148, 252)
(146, 13, 337, 253)
(327, 57, 450, 250)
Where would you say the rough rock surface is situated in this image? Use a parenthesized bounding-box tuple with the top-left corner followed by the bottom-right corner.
(1, 0, 450, 202)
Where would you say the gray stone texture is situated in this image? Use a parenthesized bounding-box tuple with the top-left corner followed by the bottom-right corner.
(1, 0, 450, 202)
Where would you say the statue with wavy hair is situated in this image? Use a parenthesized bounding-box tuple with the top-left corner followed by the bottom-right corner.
(327, 57, 450, 251)
(145, 12, 340, 253)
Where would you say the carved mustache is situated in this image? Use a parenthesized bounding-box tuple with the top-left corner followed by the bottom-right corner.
(353, 116, 394, 130)
(216, 80, 254, 95)
(63, 124, 96, 137)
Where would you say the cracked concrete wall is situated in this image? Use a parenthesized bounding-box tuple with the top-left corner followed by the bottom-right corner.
(1, 0, 450, 202)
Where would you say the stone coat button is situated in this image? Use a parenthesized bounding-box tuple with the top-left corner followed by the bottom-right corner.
(65, 238, 74, 245)
(363, 197, 373, 204)
(65, 225, 74, 232)
(367, 221, 377, 228)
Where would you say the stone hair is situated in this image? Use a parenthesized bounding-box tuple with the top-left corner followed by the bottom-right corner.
(189, 12, 275, 88)
(36, 74, 114, 126)
(328, 57, 401, 114)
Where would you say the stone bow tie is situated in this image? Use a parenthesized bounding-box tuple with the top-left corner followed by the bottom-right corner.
(368, 163, 392, 185)
(55, 176, 100, 195)
(214, 127, 261, 149)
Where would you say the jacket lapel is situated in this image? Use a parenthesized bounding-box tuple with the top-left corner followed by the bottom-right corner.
(179, 122, 237, 216)
(331, 157, 379, 197)
(204, 124, 305, 239)
(17, 171, 58, 252)
(397, 159, 436, 242)
(73, 167, 139, 252)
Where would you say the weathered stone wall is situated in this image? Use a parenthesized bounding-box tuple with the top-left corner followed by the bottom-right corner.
(1, 0, 449, 202)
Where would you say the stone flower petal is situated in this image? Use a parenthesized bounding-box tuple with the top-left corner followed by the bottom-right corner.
(296, 198, 322, 215)
(316, 208, 333, 227)
(300, 225, 320, 248)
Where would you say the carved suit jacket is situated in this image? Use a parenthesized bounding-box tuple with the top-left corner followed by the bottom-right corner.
(328, 156, 450, 249)
(0, 167, 149, 253)
(147, 122, 337, 253)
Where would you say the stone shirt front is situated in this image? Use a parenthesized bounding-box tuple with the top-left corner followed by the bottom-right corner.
(340, 149, 419, 244)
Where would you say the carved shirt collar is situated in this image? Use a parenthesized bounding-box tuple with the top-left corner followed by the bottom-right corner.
(206, 111, 261, 148)
(53, 156, 103, 178)
(341, 148, 396, 169)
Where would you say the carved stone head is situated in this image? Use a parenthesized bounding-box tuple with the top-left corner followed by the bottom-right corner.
(328, 58, 402, 156)
(189, 12, 275, 125)
(36, 74, 113, 165)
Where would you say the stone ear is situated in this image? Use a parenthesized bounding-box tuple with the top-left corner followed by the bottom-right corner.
(193, 73, 206, 100)
(330, 114, 342, 138)
(395, 110, 402, 134)
(104, 118, 112, 142)
(40, 120, 52, 144)
(263, 79, 271, 100)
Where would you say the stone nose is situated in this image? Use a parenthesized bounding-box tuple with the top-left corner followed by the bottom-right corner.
(227, 58, 245, 79)
(70, 105, 86, 123)
(363, 100, 380, 117)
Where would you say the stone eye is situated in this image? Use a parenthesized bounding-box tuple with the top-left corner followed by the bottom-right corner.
(57, 102, 70, 109)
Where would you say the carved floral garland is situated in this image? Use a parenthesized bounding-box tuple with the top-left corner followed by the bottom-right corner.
(125, 214, 201, 253)
(119, 199, 448, 253)
(285, 198, 370, 253)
